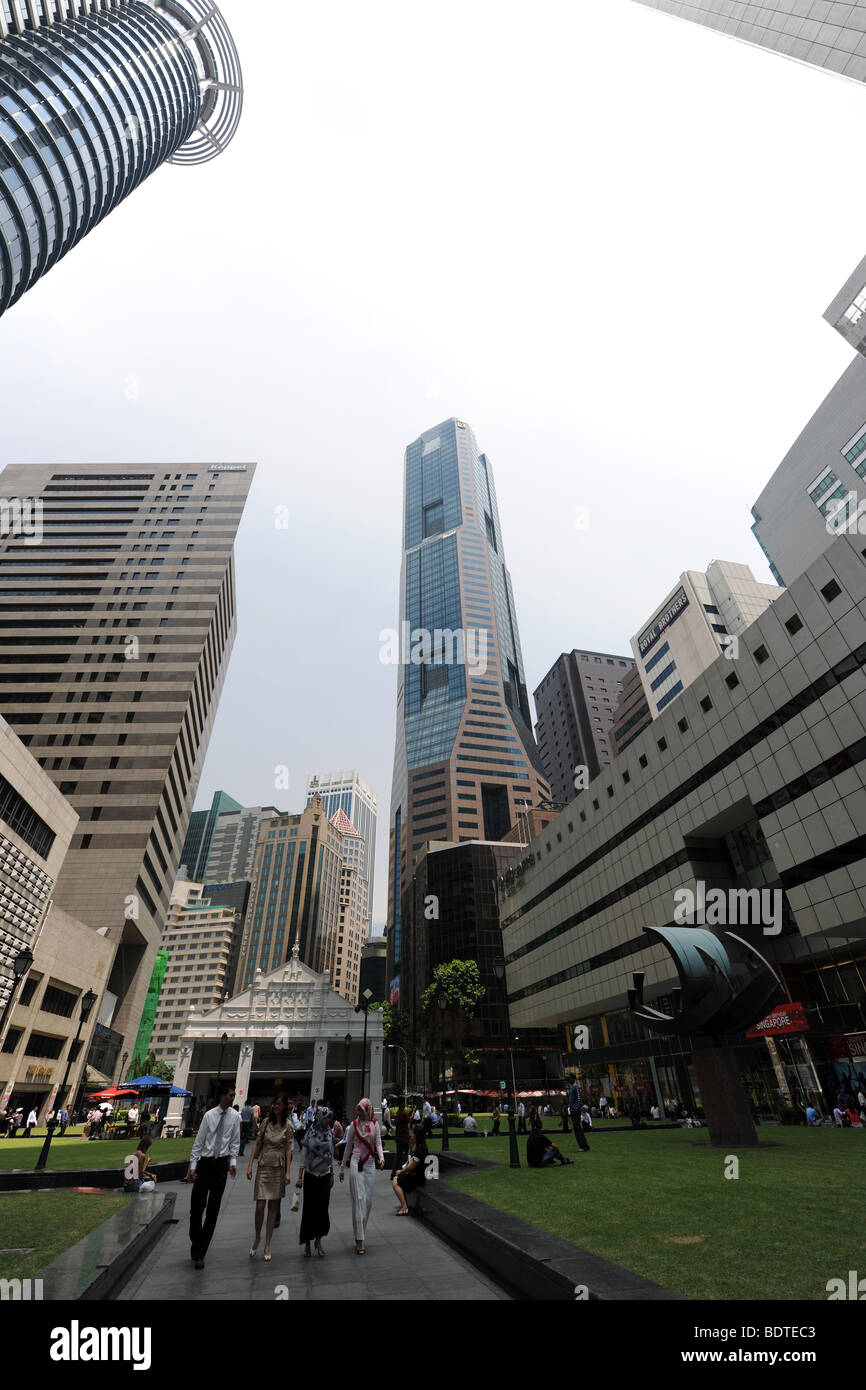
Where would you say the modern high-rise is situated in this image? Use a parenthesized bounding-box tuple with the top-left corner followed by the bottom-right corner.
(235, 797, 344, 990)
(305, 771, 378, 923)
(323, 808, 369, 1004)
(387, 419, 551, 998)
(179, 789, 241, 880)
(630, 0, 866, 85)
(0, 0, 243, 316)
(610, 664, 652, 756)
(0, 461, 256, 1061)
(149, 880, 245, 1061)
(534, 649, 634, 803)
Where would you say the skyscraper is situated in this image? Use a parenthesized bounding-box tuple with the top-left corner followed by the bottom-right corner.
(387, 419, 550, 996)
(630, 0, 866, 85)
(305, 770, 377, 923)
(0, 460, 255, 1062)
(0, 0, 242, 315)
(179, 788, 241, 880)
(534, 648, 634, 804)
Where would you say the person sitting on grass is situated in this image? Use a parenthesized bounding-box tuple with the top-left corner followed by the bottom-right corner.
(123, 1136, 157, 1192)
(526, 1119, 574, 1167)
(462, 1112, 479, 1136)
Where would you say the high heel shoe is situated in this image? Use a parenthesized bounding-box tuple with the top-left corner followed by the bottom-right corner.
(264, 1248, 272, 1261)
(249, 1243, 259, 1258)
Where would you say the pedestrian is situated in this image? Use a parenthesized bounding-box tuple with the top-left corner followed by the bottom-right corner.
(422, 1095, 433, 1137)
(239, 1099, 254, 1155)
(528, 1102, 538, 1129)
(185, 1081, 240, 1270)
(491, 1103, 501, 1136)
(251, 1101, 261, 1137)
(392, 1125, 428, 1214)
(526, 1119, 573, 1167)
(394, 1095, 411, 1170)
(56, 1106, 69, 1136)
(123, 1136, 157, 1193)
(517, 1101, 527, 1133)
(560, 1100, 569, 1133)
(568, 1076, 590, 1152)
(296, 1104, 335, 1258)
(25, 1106, 37, 1137)
(381, 1096, 392, 1137)
(246, 1094, 292, 1260)
(339, 1097, 385, 1255)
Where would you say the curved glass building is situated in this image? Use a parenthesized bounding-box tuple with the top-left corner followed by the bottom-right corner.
(0, 0, 242, 315)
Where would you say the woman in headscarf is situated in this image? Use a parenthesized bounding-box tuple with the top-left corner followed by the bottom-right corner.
(339, 1097, 385, 1254)
(296, 1104, 334, 1257)
(246, 1094, 292, 1261)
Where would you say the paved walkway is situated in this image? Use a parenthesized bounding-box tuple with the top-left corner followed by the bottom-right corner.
(118, 1170, 507, 1301)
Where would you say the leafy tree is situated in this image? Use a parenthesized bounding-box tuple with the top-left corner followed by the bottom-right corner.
(368, 1000, 410, 1047)
(141, 1049, 173, 1082)
(421, 959, 485, 1018)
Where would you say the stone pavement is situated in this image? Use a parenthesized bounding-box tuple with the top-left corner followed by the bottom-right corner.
(117, 1169, 507, 1301)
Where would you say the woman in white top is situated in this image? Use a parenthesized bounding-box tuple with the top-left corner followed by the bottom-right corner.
(339, 1097, 385, 1255)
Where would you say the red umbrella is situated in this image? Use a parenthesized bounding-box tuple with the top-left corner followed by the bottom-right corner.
(86, 1086, 139, 1101)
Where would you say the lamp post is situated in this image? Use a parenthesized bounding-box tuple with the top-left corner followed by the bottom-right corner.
(437, 993, 449, 1152)
(35, 986, 96, 1172)
(116, 1050, 129, 1088)
(0, 946, 34, 1051)
(493, 957, 520, 1168)
(387, 1043, 408, 1098)
(216, 1031, 228, 1096)
(354, 989, 373, 1099)
(343, 1032, 352, 1118)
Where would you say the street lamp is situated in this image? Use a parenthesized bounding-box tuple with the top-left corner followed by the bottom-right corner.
(493, 957, 520, 1168)
(387, 1043, 408, 1098)
(343, 1032, 352, 1118)
(354, 988, 373, 1099)
(0, 946, 34, 1051)
(437, 993, 449, 1152)
(216, 1031, 228, 1094)
(35, 986, 96, 1172)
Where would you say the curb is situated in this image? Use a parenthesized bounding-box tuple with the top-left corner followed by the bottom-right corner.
(38, 1191, 177, 1301)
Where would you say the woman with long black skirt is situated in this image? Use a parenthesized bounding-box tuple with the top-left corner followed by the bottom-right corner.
(295, 1105, 334, 1257)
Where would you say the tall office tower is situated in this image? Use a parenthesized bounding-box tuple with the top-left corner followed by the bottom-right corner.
(534, 649, 634, 804)
(610, 664, 652, 756)
(179, 789, 241, 880)
(306, 771, 377, 923)
(200, 804, 283, 883)
(0, 461, 255, 1063)
(149, 880, 244, 1061)
(387, 419, 551, 998)
(0, 0, 242, 316)
(630, 0, 866, 84)
(630, 560, 781, 716)
(322, 809, 369, 1004)
(235, 797, 344, 990)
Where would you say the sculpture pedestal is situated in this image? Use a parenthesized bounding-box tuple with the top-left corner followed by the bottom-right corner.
(692, 1046, 758, 1147)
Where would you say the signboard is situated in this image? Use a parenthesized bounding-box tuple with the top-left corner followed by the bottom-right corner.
(746, 1001, 809, 1038)
(827, 1032, 866, 1059)
(208, 464, 248, 472)
(638, 588, 689, 657)
(499, 1080, 506, 1090)
(389, 976, 400, 1005)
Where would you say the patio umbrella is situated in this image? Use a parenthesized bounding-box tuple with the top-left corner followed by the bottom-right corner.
(125, 1075, 171, 1089)
(87, 1086, 139, 1101)
(169, 1085, 193, 1097)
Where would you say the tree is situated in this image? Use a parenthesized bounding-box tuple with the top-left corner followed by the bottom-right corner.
(421, 959, 485, 1018)
(368, 1000, 410, 1048)
(141, 1049, 173, 1083)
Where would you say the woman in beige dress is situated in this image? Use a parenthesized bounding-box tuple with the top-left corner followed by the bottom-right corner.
(246, 1095, 292, 1261)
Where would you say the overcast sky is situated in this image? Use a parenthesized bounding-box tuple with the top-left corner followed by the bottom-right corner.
(2, 0, 865, 928)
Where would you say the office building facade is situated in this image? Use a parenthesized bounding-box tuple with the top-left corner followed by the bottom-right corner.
(610, 663, 652, 755)
(179, 788, 241, 880)
(534, 649, 634, 802)
(0, 0, 242, 315)
(198, 803, 283, 884)
(323, 808, 369, 1004)
(501, 532, 866, 1115)
(149, 879, 245, 1060)
(306, 771, 377, 922)
(630, 560, 781, 716)
(0, 461, 255, 1061)
(387, 419, 551, 997)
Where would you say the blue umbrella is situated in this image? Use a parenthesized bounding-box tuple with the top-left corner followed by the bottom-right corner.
(169, 1085, 193, 1097)
(126, 1074, 172, 1089)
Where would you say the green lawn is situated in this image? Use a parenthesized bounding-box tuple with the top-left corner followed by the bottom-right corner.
(0, 1135, 192, 1172)
(0, 1191, 131, 1282)
(438, 1125, 865, 1300)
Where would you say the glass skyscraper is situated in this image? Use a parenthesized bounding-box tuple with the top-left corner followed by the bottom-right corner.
(0, 0, 242, 315)
(387, 419, 550, 996)
(305, 770, 378, 924)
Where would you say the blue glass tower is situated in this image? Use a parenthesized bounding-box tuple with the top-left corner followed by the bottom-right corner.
(0, 0, 242, 315)
(387, 419, 550, 993)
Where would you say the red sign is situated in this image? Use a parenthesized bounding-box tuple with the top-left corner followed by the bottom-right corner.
(843, 1033, 866, 1059)
(746, 1001, 808, 1038)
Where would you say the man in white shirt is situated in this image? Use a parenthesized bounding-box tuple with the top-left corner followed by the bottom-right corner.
(185, 1081, 240, 1269)
(25, 1107, 37, 1137)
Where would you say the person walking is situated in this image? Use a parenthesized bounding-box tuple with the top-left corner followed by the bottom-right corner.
(392, 1124, 428, 1214)
(246, 1095, 292, 1260)
(568, 1076, 590, 1152)
(296, 1105, 335, 1257)
(491, 1103, 501, 1137)
(25, 1106, 37, 1137)
(381, 1097, 392, 1137)
(56, 1106, 69, 1136)
(186, 1082, 241, 1270)
(517, 1100, 527, 1134)
(393, 1096, 411, 1171)
(339, 1097, 385, 1255)
(239, 1100, 254, 1156)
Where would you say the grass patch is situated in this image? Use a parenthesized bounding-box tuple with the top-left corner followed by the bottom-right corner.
(0, 1135, 192, 1172)
(438, 1125, 864, 1300)
(0, 1191, 130, 1282)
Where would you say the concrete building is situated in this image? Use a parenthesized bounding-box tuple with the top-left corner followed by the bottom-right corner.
(500, 532, 866, 1116)
(0, 0, 243, 316)
(610, 664, 652, 756)
(631, 560, 781, 717)
(195, 803, 283, 884)
(0, 461, 256, 1063)
(149, 881, 246, 1061)
(534, 649, 634, 801)
(235, 797, 343, 990)
(388, 419, 551, 1001)
(0, 714, 111, 1117)
(306, 771, 378, 923)
(164, 944, 384, 1125)
(323, 808, 369, 1005)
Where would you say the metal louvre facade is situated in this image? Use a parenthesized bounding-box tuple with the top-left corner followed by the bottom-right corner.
(0, 0, 242, 314)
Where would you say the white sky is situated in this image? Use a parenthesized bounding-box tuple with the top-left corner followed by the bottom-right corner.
(2, 0, 865, 928)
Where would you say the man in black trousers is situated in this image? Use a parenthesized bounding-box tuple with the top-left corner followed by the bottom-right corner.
(568, 1076, 590, 1153)
(185, 1081, 240, 1269)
